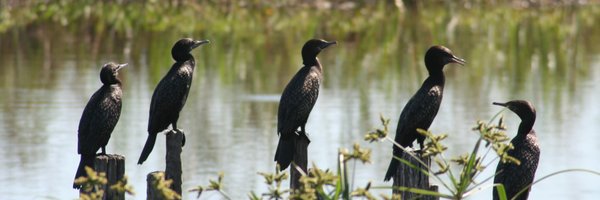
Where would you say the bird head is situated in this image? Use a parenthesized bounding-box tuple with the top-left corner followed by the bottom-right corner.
(301, 39, 337, 66)
(424, 45, 465, 74)
(171, 38, 210, 62)
(493, 100, 536, 123)
(100, 62, 127, 85)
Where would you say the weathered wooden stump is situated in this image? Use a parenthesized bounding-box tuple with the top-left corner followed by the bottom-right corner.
(392, 150, 438, 200)
(146, 171, 164, 200)
(290, 133, 310, 190)
(146, 130, 184, 199)
(81, 154, 125, 200)
(165, 130, 183, 194)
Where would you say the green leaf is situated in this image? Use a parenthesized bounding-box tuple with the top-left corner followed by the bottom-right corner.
(495, 184, 508, 200)
(391, 186, 453, 199)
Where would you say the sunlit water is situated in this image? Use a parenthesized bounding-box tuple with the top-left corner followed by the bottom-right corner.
(1, 3, 600, 200)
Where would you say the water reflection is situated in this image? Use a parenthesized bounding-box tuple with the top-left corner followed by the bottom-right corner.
(0, 2, 599, 199)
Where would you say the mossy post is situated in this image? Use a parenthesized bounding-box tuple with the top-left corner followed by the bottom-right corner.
(88, 154, 125, 200)
(146, 130, 184, 198)
(146, 171, 164, 199)
(392, 150, 438, 200)
(290, 134, 310, 190)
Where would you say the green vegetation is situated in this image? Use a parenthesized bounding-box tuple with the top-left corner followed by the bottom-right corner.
(74, 166, 134, 200)
(246, 142, 376, 200)
(1, 1, 598, 110)
(189, 112, 600, 200)
(189, 113, 510, 199)
(2, 1, 599, 199)
(189, 172, 231, 199)
(363, 114, 519, 199)
(149, 172, 182, 200)
(71, 111, 600, 199)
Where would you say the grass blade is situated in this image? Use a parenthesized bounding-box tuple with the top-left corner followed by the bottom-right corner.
(495, 184, 508, 200)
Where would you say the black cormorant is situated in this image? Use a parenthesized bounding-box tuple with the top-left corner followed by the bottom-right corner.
(137, 38, 210, 165)
(274, 39, 336, 170)
(384, 46, 465, 181)
(73, 62, 127, 189)
(492, 100, 540, 200)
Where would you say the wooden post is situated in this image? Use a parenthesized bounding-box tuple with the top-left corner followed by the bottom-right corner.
(146, 171, 164, 200)
(146, 130, 184, 199)
(290, 134, 310, 190)
(92, 154, 125, 200)
(392, 150, 438, 200)
(165, 130, 183, 194)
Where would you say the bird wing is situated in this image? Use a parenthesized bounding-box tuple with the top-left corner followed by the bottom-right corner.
(78, 86, 122, 155)
(78, 89, 102, 154)
(394, 85, 442, 148)
(148, 77, 169, 133)
(494, 135, 540, 199)
(493, 156, 525, 198)
(148, 62, 194, 133)
(277, 66, 321, 135)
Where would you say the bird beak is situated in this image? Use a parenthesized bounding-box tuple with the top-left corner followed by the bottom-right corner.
(320, 41, 337, 49)
(192, 40, 211, 49)
(449, 55, 466, 66)
(492, 102, 507, 107)
(116, 63, 128, 71)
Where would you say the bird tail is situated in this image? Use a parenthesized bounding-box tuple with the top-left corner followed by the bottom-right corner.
(138, 133, 157, 165)
(274, 134, 295, 171)
(73, 154, 95, 189)
(384, 156, 398, 182)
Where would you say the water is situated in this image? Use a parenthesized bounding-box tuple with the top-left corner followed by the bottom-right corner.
(1, 2, 600, 199)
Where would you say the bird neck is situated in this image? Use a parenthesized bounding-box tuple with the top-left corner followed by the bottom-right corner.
(175, 56, 196, 67)
(174, 53, 194, 63)
(426, 70, 445, 86)
(303, 57, 321, 69)
(427, 66, 445, 76)
(104, 79, 121, 86)
(102, 75, 121, 85)
(517, 119, 534, 137)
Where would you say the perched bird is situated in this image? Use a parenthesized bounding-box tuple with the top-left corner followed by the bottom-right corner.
(137, 38, 210, 165)
(74, 62, 127, 189)
(492, 100, 540, 200)
(384, 46, 465, 181)
(274, 39, 337, 170)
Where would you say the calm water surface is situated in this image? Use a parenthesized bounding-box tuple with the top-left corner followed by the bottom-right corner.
(1, 2, 600, 199)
